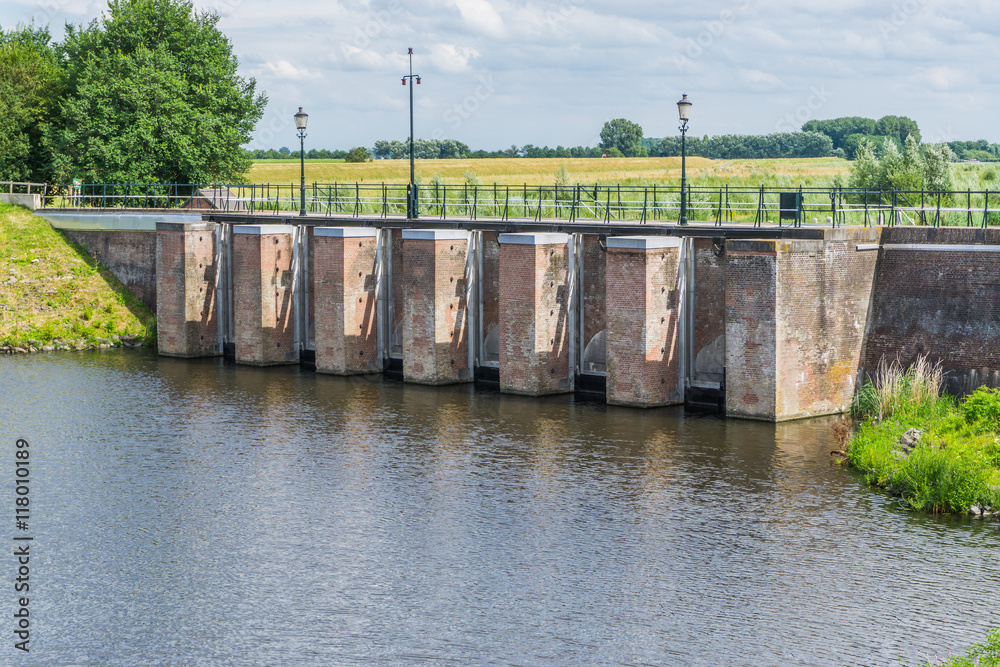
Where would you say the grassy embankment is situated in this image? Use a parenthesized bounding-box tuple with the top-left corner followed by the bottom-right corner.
(844, 357, 1000, 515)
(0, 203, 156, 351)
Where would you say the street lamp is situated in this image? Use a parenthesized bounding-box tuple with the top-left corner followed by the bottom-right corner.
(294, 106, 308, 216)
(401, 48, 421, 219)
(677, 93, 692, 226)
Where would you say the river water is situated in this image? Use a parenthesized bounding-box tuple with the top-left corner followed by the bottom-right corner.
(1, 351, 998, 666)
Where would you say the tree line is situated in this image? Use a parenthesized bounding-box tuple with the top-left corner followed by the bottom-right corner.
(0, 0, 265, 185)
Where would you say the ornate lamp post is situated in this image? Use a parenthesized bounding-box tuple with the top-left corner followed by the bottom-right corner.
(294, 107, 308, 216)
(401, 48, 421, 219)
(677, 93, 692, 226)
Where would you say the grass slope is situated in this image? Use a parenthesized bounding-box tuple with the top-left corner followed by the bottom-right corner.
(0, 203, 156, 349)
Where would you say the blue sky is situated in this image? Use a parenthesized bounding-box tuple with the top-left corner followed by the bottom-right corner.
(7, 0, 999, 151)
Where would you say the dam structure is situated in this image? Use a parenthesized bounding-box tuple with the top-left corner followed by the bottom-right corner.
(36, 205, 1000, 422)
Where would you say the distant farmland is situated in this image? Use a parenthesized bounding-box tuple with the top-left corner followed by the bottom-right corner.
(247, 157, 852, 188)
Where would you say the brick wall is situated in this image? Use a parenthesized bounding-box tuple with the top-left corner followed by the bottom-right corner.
(605, 237, 683, 407)
(65, 230, 157, 310)
(312, 228, 380, 375)
(481, 231, 500, 364)
(726, 229, 879, 420)
(693, 237, 726, 382)
(402, 230, 471, 384)
(232, 225, 298, 366)
(863, 227, 1000, 393)
(155, 222, 218, 358)
(498, 233, 571, 395)
(582, 234, 606, 354)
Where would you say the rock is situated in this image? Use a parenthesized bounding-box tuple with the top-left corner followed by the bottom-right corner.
(899, 428, 923, 449)
(970, 505, 983, 516)
(41, 346, 54, 352)
(26, 339, 39, 346)
(892, 450, 907, 460)
(14, 347, 26, 354)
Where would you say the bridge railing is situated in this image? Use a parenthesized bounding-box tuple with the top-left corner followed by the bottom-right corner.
(38, 182, 1000, 228)
(1, 181, 48, 196)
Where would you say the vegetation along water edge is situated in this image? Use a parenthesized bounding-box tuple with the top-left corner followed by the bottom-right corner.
(839, 356, 1000, 519)
(0, 203, 156, 352)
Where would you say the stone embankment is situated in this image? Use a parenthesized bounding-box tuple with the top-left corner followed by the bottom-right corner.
(0, 334, 145, 354)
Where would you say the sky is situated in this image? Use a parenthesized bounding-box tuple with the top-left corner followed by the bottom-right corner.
(5, 0, 1000, 151)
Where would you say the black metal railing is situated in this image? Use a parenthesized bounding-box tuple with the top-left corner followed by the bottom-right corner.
(39, 182, 1000, 228)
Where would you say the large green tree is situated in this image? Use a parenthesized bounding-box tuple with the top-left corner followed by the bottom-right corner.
(46, 0, 266, 184)
(600, 118, 644, 157)
(0, 24, 60, 183)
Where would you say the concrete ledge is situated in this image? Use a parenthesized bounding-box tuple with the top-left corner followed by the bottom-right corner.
(233, 224, 296, 235)
(606, 236, 682, 250)
(314, 227, 379, 238)
(156, 221, 216, 233)
(401, 229, 469, 241)
(38, 212, 200, 231)
(498, 232, 569, 245)
(0, 194, 41, 210)
(882, 243, 1000, 252)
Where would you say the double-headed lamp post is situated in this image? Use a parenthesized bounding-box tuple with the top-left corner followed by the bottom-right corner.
(677, 93, 692, 226)
(401, 47, 421, 219)
(294, 106, 308, 216)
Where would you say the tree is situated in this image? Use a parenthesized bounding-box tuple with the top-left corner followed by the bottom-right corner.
(875, 115, 921, 146)
(0, 24, 60, 183)
(600, 118, 643, 157)
(802, 117, 877, 151)
(345, 146, 372, 163)
(45, 0, 266, 184)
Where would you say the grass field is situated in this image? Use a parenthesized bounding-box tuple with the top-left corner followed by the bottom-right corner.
(249, 156, 852, 188)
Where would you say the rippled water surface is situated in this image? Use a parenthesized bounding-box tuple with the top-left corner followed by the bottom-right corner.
(2, 352, 998, 666)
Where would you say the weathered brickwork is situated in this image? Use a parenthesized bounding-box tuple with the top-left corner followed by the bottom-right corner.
(725, 243, 778, 419)
(232, 226, 298, 366)
(480, 231, 500, 364)
(155, 222, 219, 358)
(726, 229, 879, 420)
(582, 234, 607, 353)
(693, 237, 726, 383)
(605, 237, 683, 407)
(312, 228, 380, 375)
(402, 230, 471, 384)
(390, 228, 404, 357)
(498, 233, 571, 395)
(66, 230, 158, 310)
(863, 227, 1000, 393)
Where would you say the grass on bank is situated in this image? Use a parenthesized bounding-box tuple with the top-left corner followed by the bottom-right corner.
(846, 357, 1000, 514)
(921, 628, 1000, 666)
(0, 203, 156, 349)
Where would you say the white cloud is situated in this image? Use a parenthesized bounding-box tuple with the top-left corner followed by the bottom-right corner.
(255, 60, 324, 81)
(452, 0, 505, 38)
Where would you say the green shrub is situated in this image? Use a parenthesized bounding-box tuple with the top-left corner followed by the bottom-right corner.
(962, 386, 1000, 432)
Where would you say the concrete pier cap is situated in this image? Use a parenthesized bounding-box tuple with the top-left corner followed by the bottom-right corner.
(498, 232, 569, 245)
(314, 227, 379, 238)
(605, 235, 682, 250)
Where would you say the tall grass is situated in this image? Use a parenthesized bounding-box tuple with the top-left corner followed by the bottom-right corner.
(847, 355, 1000, 514)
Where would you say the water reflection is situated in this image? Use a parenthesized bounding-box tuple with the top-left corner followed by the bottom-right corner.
(1, 352, 998, 666)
